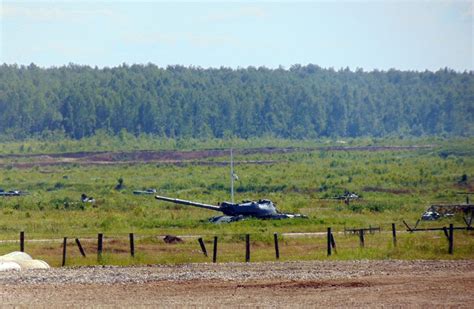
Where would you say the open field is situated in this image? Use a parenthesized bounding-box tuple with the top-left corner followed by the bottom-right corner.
(0, 138, 473, 265)
(1, 260, 473, 307)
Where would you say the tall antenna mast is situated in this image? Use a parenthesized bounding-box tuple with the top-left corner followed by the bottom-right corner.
(230, 148, 234, 203)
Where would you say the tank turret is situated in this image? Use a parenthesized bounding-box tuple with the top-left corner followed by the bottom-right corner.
(155, 195, 306, 223)
(155, 195, 222, 212)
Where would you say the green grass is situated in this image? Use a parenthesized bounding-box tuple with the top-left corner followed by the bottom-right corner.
(0, 137, 473, 264)
(1, 230, 473, 267)
(0, 134, 450, 155)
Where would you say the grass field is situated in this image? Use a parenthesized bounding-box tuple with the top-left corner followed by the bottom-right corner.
(0, 137, 473, 264)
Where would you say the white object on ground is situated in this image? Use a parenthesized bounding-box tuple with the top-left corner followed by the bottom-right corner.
(0, 261, 21, 271)
(0, 251, 50, 271)
(0, 251, 33, 261)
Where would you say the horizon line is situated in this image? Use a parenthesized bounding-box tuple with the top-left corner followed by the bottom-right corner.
(2, 62, 473, 74)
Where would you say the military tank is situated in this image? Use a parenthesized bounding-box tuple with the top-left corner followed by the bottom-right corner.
(155, 195, 307, 223)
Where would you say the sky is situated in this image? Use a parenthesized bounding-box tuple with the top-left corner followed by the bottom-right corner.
(0, 0, 473, 71)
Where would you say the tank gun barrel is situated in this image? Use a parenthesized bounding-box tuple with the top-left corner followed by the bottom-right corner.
(155, 195, 222, 212)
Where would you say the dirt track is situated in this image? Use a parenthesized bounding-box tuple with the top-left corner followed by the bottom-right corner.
(0, 145, 434, 168)
(1, 260, 472, 307)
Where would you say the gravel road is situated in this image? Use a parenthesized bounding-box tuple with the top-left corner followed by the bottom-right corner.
(1, 260, 473, 307)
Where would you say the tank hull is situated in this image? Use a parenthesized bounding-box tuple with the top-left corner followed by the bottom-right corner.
(155, 195, 307, 223)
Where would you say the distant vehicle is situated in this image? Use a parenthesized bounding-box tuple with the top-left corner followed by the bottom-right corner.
(81, 193, 95, 203)
(331, 190, 359, 201)
(133, 188, 157, 195)
(0, 190, 28, 197)
(421, 201, 474, 221)
(421, 210, 441, 221)
(337, 192, 359, 200)
(154, 149, 307, 223)
(155, 195, 307, 223)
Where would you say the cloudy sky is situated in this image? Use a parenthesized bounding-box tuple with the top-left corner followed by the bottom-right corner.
(1, 0, 472, 71)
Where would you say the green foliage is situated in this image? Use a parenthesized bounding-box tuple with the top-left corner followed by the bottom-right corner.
(0, 64, 472, 140)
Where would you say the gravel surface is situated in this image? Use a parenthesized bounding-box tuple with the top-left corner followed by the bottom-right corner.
(1, 260, 473, 307)
(1, 260, 472, 285)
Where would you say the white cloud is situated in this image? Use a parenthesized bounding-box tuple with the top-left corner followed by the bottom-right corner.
(0, 3, 118, 22)
(436, 0, 473, 21)
(121, 31, 241, 48)
(204, 7, 267, 23)
(185, 33, 238, 48)
(464, 1, 473, 18)
(122, 32, 178, 45)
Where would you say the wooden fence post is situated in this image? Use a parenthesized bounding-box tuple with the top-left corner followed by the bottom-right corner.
(359, 229, 365, 248)
(62, 237, 67, 267)
(442, 227, 449, 240)
(198, 238, 208, 257)
(391, 223, 397, 247)
(327, 227, 332, 256)
(129, 233, 135, 257)
(20, 231, 24, 252)
(213, 236, 218, 263)
(402, 220, 413, 232)
(330, 232, 337, 251)
(245, 234, 250, 262)
(75, 238, 86, 257)
(448, 223, 454, 254)
(414, 219, 420, 229)
(273, 233, 280, 260)
(97, 233, 103, 261)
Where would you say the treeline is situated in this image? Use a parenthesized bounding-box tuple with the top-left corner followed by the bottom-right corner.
(0, 63, 472, 140)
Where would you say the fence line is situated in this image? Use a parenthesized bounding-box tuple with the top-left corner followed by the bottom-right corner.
(3, 222, 473, 267)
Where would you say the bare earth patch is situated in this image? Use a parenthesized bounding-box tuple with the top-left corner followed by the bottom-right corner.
(0, 145, 434, 168)
(0, 260, 472, 307)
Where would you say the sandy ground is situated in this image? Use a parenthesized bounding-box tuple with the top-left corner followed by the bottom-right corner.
(1, 260, 472, 307)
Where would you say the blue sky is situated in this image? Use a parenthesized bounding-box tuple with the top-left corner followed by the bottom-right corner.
(1, 0, 472, 71)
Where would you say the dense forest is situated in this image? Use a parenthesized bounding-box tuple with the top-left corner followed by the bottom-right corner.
(0, 63, 472, 140)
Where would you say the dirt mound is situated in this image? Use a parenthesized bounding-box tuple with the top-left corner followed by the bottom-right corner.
(163, 235, 183, 244)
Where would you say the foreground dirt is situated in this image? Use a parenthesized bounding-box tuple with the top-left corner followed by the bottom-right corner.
(1, 260, 472, 307)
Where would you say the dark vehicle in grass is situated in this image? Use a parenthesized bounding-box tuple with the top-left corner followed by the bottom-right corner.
(155, 195, 307, 223)
(335, 190, 359, 200)
(421, 210, 441, 221)
(0, 189, 28, 197)
(133, 188, 157, 195)
(421, 202, 473, 221)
